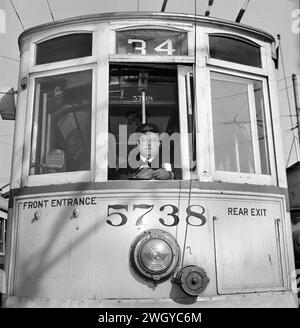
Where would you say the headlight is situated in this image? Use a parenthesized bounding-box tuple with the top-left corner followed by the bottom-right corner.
(130, 229, 180, 282)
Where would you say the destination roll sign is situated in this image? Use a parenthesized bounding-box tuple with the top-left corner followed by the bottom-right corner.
(116, 29, 188, 56)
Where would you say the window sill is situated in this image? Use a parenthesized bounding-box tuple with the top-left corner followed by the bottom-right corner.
(24, 170, 92, 187)
(13, 179, 286, 198)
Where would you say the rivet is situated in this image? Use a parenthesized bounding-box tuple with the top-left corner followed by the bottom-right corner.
(72, 207, 80, 219)
(31, 210, 41, 223)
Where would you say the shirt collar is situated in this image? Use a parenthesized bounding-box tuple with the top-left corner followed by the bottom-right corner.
(140, 155, 154, 163)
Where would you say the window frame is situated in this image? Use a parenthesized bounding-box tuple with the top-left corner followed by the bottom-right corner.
(193, 26, 277, 185)
(18, 21, 279, 187)
(20, 26, 98, 187)
(30, 26, 98, 73)
(95, 22, 196, 182)
(208, 33, 263, 69)
(35, 33, 93, 67)
(207, 67, 277, 185)
(108, 23, 195, 64)
(205, 29, 268, 76)
(22, 65, 97, 187)
(0, 214, 6, 256)
(104, 63, 194, 182)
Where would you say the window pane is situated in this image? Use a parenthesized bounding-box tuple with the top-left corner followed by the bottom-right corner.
(30, 70, 92, 175)
(254, 81, 270, 174)
(36, 33, 92, 65)
(209, 34, 262, 68)
(108, 65, 182, 180)
(0, 218, 4, 254)
(116, 29, 188, 56)
(211, 73, 255, 173)
(211, 72, 270, 175)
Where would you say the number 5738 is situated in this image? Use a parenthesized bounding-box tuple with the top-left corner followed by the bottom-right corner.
(106, 203, 206, 227)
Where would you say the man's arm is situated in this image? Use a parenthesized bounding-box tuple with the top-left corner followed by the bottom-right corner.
(152, 168, 174, 180)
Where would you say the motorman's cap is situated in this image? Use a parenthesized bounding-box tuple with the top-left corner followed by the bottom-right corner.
(136, 123, 160, 134)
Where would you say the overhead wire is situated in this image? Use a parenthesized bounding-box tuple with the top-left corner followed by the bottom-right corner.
(180, 0, 198, 275)
(282, 131, 293, 139)
(0, 91, 17, 95)
(235, 0, 250, 23)
(282, 126, 298, 134)
(279, 41, 300, 165)
(204, 0, 214, 17)
(46, 0, 55, 21)
(0, 183, 10, 190)
(281, 114, 298, 118)
(9, 0, 25, 30)
(161, 0, 168, 12)
(211, 84, 300, 103)
(0, 141, 13, 146)
(287, 137, 295, 167)
(278, 83, 300, 92)
(0, 54, 19, 62)
(278, 35, 300, 164)
(278, 73, 300, 83)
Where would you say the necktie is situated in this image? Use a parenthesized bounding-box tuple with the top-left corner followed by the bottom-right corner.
(135, 160, 149, 174)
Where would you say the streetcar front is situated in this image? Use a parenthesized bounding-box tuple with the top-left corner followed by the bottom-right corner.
(2, 12, 298, 307)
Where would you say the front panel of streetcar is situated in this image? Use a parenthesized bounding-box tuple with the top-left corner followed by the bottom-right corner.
(3, 13, 298, 307)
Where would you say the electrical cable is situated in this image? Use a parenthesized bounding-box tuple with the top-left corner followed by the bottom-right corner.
(235, 0, 250, 23)
(278, 35, 299, 162)
(161, 0, 168, 12)
(9, 0, 25, 30)
(0, 54, 19, 62)
(46, 0, 55, 21)
(204, 0, 214, 17)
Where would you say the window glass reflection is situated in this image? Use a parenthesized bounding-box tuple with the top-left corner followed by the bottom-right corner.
(36, 33, 92, 65)
(209, 34, 262, 68)
(108, 65, 182, 180)
(254, 81, 270, 175)
(211, 72, 270, 175)
(30, 70, 92, 175)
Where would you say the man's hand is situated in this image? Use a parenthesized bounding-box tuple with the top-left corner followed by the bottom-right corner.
(152, 168, 173, 180)
(135, 167, 154, 179)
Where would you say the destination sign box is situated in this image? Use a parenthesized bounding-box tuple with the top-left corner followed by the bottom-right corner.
(116, 29, 188, 56)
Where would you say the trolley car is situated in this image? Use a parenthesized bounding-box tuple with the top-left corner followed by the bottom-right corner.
(2, 12, 298, 307)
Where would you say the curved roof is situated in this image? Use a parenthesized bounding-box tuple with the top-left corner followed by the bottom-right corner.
(18, 11, 275, 48)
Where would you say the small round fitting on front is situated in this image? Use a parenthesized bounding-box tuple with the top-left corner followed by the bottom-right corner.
(175, 265, 209, 296)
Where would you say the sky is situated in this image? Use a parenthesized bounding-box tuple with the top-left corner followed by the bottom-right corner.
(0, 0, 299, 186)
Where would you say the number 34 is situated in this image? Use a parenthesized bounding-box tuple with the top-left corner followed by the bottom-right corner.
(128, 39, 175, 55)
(106, 204, 206, 227)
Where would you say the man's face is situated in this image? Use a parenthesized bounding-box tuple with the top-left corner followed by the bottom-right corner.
(138, 131, 160, 159)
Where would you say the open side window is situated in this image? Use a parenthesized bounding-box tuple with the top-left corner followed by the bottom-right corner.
(107, 64, 196, 180)
(210, 72, 271, 178)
